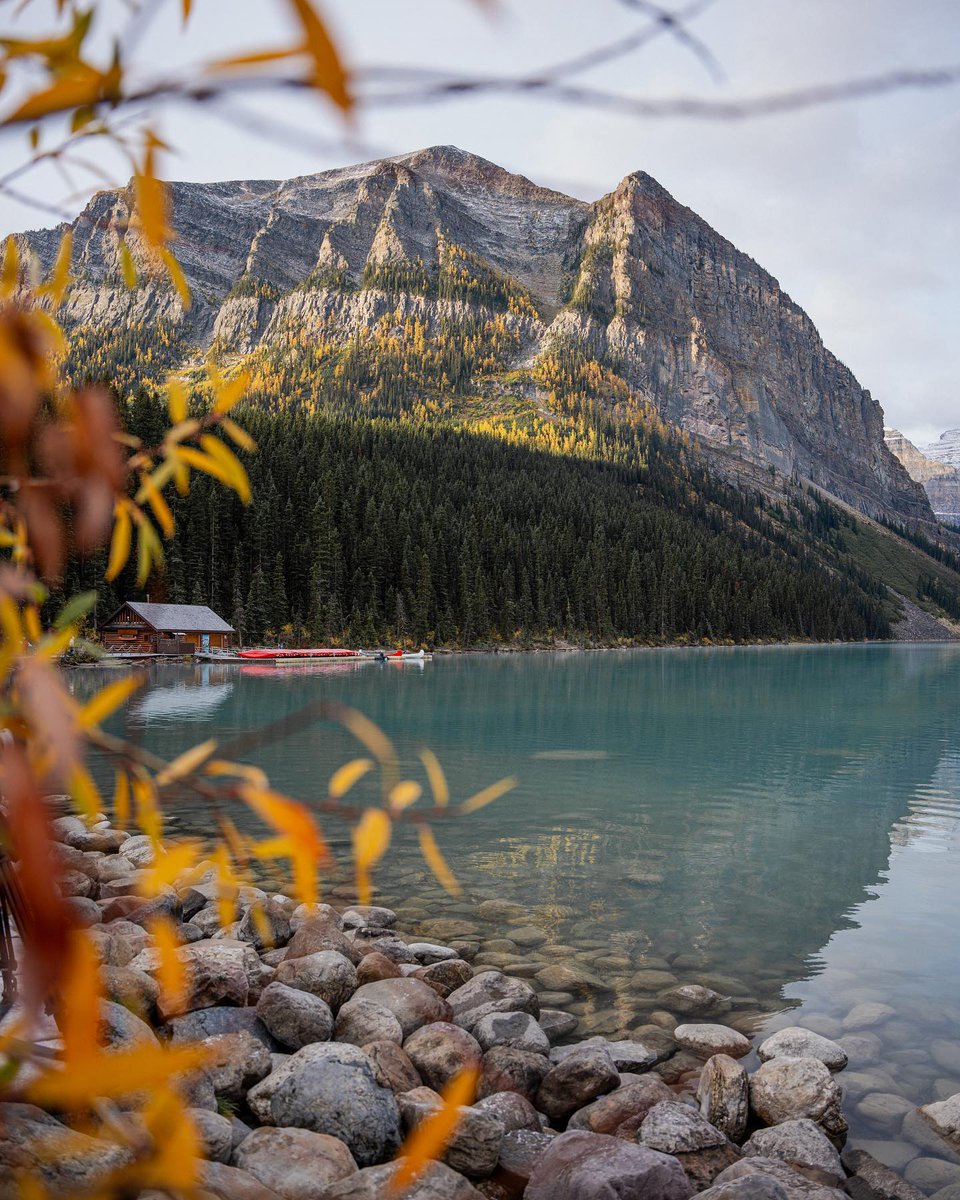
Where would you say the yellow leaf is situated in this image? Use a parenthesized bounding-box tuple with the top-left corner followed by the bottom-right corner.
(42, 229, 72, 308)
(140, 841, 200, 896)
(134, 135, 172, 252)
(419, 749, 449, 808)
(2, 234, 19, 298)
(134, 774, 163, 843)
(241, 786, 327, 907)
(139, 470, 175, 538)
(209, 44, 302, 72)
(353, 807, 391, 905)
(79, 672, 143, 729)
(23, 604, 42, 643)
(206, 758, 269, 788)
(458, 776, 517, 815)
(418, 825, 461, 896)
(26, 1041, 208, 1108)
(388, 780, 421, 812)
(286, 0, 352, 111)
(135, 508, 163, 586)
(69, 762, 101, 823)
(199, 433, 251, 502)
(166, 379, 188, 425)
(353, 807, 391, 870)
(212, 844, 239, 927)
(161, 247, 191, 309)
(149, 915, 188, 1016)
(3, 63, 120, 126)
(181, 0, 194, 25)
(59, 931, 102, 1066)
(390, 1066, 479, 1193)
(173, 445, 236, 491)
(105, 502, 132, 581)
(119, 239, 137, 288)
(114, 769, 130, 828)
(340, 707, 398, 793)
(329, 757, 373, 799)
(155, 738, 217, 787)
(133, 1089, 204, 1189)
(211, 367, 250, 414)
(220, 416, 258, 452)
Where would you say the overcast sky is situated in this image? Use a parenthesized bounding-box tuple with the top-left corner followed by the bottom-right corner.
(1, 0, 957, 448)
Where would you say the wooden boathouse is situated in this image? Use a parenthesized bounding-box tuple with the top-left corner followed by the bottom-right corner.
(99, 602, 234, 655)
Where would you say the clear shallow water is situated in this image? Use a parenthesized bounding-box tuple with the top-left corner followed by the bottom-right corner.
(73, 644, 960, 1170)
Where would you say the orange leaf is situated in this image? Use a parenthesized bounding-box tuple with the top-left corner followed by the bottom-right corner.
(59, 930, 102, 1066)
(3, 63, 120, 126)
(154, 738, 217, 787)
(105, 501, 132, 580)
(390, 1066, 480, 1192)
(133, 134, 172, 253)
(149, 915, 188, 1016)
(329, 757, 373, 798)
(26, 1040, 208, 1108)
(388, 780, 421, 812)
(458, 776, 516, 815)
(78, 672, 143, 728)
(420, 749, 449, 808)
(41, 228, 72, 308)
(418, 825, 461, 896)
(113, 769, 130, 827)
(353, 807, 391, 906)
(286, 0, 352, 111)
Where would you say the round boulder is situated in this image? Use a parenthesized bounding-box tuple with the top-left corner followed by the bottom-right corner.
(742, 1119, 842, 1178)
(525, 1129, 695, 1200)
(270, 1042, 401, 1167)
(675, 1024, 751, 1061)
(233, 1126, 357, 1199)
(275, 950, 358, 1012)
(350, 978, 453, 1038)
(256, 980, 333, 1050)
(335, 997, 404, 1047)
(403, 1022, 482, 1092)
(757, 1028, 848, 1073)
(473, 1011, 550, 1056)
(748, 1056, 847, 1141)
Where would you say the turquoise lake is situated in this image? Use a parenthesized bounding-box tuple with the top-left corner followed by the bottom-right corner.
(74, 643, 960, 1164)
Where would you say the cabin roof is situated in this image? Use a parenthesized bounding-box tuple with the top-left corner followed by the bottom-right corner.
(103, 602, 234, 634)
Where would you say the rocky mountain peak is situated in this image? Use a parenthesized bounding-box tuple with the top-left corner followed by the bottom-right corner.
(925, 429, 960, 469)
(7, 147, 936, 529)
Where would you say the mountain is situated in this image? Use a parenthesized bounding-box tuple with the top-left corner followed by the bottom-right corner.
(11, 145, 933, 530)
(925, 429, 960, 470)
(884, 429, 960, 526)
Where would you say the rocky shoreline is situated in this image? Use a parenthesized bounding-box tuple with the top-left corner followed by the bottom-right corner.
(5, 815, 960, 1200)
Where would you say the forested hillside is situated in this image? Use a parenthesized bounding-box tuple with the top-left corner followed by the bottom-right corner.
(62, 393, 896, 647)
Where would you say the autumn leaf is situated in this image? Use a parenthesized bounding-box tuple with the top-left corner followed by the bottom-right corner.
(418, 825, 461, 896)
(133, 132, 172, 253)
(154, 738, 217, 787)
(2, 60, 122, 126)
(243, 785, 329, 906)
(27, 1039, 209, 1108)
(286, 0, 352, 112)
(459, 776, 517, 815)
(420, 748, 449, 808)
(353, 806, 391, 905)
(78, 672, 143, 729)
(105, 500, 133, 580)
(329, 757, 373, 798)
(40, 229, 72, 308)
(390, 1066, 480, 1193)
(388, 779, 421, 812)
(149, 915, 188, 1016)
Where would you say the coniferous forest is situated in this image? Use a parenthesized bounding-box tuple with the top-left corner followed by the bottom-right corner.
(64, 392, 893, 647)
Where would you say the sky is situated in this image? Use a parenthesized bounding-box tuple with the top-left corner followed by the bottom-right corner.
(1, 0, 958, 448)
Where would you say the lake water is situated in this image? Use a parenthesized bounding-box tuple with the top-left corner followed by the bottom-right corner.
(74, 644, 960, 1173)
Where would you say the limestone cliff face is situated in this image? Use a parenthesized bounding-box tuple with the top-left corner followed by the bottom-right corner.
(925, 430, 960, 470)
(11, 144, 932, 527)
(885, 429, 960, 524)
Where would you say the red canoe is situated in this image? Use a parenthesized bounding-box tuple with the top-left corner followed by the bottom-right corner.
(236, 648, 363, 660)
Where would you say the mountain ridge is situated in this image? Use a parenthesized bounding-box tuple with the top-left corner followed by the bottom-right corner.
(11, 144, 934, 530)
